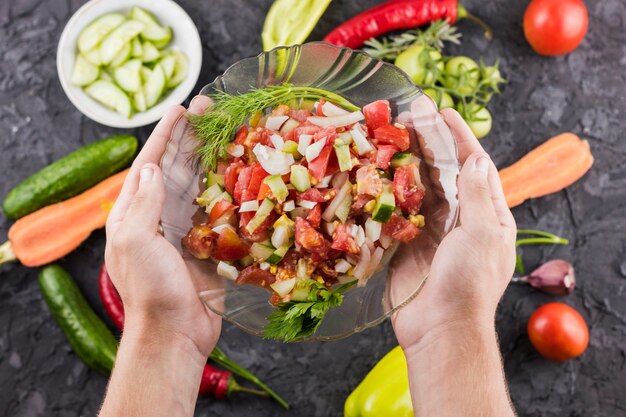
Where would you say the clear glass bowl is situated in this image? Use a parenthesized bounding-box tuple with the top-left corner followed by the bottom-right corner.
(160, 42, 459, 341)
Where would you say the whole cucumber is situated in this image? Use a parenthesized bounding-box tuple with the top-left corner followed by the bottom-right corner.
(2, 134, 137, 219)
(39, 264, 118, 374)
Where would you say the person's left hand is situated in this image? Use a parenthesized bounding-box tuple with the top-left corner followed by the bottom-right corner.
(105, 96, 220, 358)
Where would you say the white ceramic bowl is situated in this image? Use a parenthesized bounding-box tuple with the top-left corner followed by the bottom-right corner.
(57, 0, 202, 128)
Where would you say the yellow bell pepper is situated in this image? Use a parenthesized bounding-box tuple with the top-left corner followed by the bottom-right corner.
(262, 0, 332, 51)
(344, 346, 413, 417)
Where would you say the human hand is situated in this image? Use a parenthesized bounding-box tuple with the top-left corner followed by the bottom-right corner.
(105, 96, 220, 358)
(392, 109, 517, 352)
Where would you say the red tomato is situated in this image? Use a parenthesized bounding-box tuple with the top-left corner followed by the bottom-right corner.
(308, 145, 333, 181)
(233, 125, 249, 145)
(295, 218, 331, 256)
(382, 215, 421, 243)
(243, 163, 269, 201)
(256, 181, 272, 200)
(393, 165, 425, 215)
(363, 100, 391, 133)
(524, 0, 588, 56)
(213, 227, 249, 261)
(224, 161, 244, 196)
(374, 144, 400, 169)
(374, 124, 410, 151)
(315, 99, 326, 116)
(182, 225, 217, 259)
(306, 204, 322, 229)
(290, 109, 312, 123)
(284, 122, 321, 143)
(237, 266, 275, 286)
(297, 188, 334, 203)
(233, 166, 253, 204)
(528, 302, 589, 362)
(330, 223, 360, 254)
(240, 211, 276, 242)
(208, 199, 236, 224)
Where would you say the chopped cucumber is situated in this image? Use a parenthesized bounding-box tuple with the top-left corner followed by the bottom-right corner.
(141, 41, 161, 63)
(250, 242, 275, 261)
(77, 13, 126, 54)
(290, 165, 310, 192)
(391, 152, 414, 168)
(282, 140, 301, 158)
(143, 25, 172, 45)
(85, 80, 132, 118)
(270, 278, 296, 297)
(133, 90, 147, 112)
(99, 20, 145, 65)
(266, 245, 289, 265)
(335, 194, 353, 224)
(246, 198, 275, 234)
(140, 65, 152, 82)
(166, 51, 189, 89)
(99, 69, 113, 82)
(131, 37, 143, 57)
(144, 64, 166, 108)
(265, 175, 289, 203)
(82, 48, 102, 66)
(206, 191, 232, 213)
(196, 183, 223, 206)
(372, 185, 396, 223)
(129, 6, 159, 25)
(239, 256, 254, 267)
(70, 55, 99, 86)
(291, 280, 313, 301)
(334, 139, 353, 172)
(109, 42, 132, 67)
(113, 59, 142, 93)
(159, 55, 176, 81)
(129, 6, 173, 44)
(152, 35, 172, 50)
(207, 171, 224, 187)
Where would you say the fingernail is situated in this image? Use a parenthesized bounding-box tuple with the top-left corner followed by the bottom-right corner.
(140, 165, 154, 184)
(475, 156, 489, 177)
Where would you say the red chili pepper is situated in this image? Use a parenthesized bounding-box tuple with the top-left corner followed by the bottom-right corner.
(323, 0, 492, 49)
(98, 264, 125, 330)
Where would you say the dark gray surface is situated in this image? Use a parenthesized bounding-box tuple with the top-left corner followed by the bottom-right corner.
(1, 0, 625, 416)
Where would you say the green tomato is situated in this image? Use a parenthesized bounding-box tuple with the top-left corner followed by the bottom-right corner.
(481, 65, 503, 89)
(443, 56, 480, 96)
(459, 104, 493, 139)
(423, 88, 454, 110)
(395, 45, 444, 86)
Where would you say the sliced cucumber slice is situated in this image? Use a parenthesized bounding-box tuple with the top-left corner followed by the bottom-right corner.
(144, 64, 166, 108)
(133, 90, 147, 112)
(82, 48, 102, 66)
(372, 185, 396, 223)
(166, 51, 189, 88)
(99, 69, 113, 82)
(207, 171, 225, 187)
(140, 65, 152, 82)
(250, 243, 275, 262)
(85, 80, 132, 118)
(113, 59, 142, 93)
(246, 199, 275, 234)
(141, 41, 161, 63)
(99, 19, 145, 65)
(129, 6, 159, 25)
(131, 37, 143, 57)
(70, 55, 99, 86)
(77, 13, 126, 54)
(129, 6, 173, 44)
(108, 41, 131, 68)
(152, 32, 172, 50)
(266, 245, 289, 265)
(159, 55, 176, 80)
(290, 165, 311, 192)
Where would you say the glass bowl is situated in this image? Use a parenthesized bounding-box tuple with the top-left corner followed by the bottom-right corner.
(160, 42, 459, 342)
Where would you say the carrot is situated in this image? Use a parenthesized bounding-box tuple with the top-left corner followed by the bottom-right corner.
(499, 133, 593, 208)
(0, 169, 129, 267)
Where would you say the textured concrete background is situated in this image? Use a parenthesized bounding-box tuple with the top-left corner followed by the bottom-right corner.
(1, 0, 625, 416)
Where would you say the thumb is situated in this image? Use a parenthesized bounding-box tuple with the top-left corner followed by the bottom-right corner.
(123, 163, 165, 235)
(458, 153, 498, 232)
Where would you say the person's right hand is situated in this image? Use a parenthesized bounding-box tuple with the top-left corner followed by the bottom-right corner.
(392, 109, 517, 353)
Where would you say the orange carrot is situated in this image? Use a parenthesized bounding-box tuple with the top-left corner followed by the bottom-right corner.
(0, 169, 129, 267)
(499, 133, 593, 208)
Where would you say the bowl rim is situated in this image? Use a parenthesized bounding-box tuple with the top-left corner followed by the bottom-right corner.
(56, 0, 202, 128)
(169, 42, 460, 341)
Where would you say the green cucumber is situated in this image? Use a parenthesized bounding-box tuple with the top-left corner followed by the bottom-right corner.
(38, 265, 118, 375)
(141, 41, 161, 63)
(266, 245, 289, 265)
(207, 171, 225, 187)
(113, 59, 142, 93)
(334, 139, 353, 172)
(246, 198, 275, 234)
(109, 41, 132, 68)
(335, 194, 353, 224)
(196, 183, 223, 206)
(82, 48, 102, 66)
(131, 37, 144, 57)
(144, 64, 166, 108)
(391, 152, 414, 168)
(372, 185, 396, 223)
(129, 6, 173, 45)
(159, 55, 177, 81)
(85, 80, 132, 117)
(290, 165, 310, 192)
(70, 55, 99, 87)
(283, 140, 301, 158)
(250, 242, 275, 261)
(77, 13, 126, 54)
(206, 191, 233, 213)
(265, 175, 289, 203)
(99, 19, 145, 65)
(166, 51, 189, 88)
(133, 90, 147, 112)
(2, 134, 137, 219)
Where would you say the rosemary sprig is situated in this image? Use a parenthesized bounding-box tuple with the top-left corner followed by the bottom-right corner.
(363, 20, 461, 60)
(188, 83, 359, 170)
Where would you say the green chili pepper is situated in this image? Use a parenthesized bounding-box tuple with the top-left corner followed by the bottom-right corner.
(262, 0, 332, 51)
(345, 346, 413, 417)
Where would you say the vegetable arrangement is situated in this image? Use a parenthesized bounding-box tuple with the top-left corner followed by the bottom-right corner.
(71, 6, 189, 117)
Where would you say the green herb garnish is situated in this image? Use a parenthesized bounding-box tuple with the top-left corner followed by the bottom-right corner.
(515, 229, 569, 274)
(188, 83, 359, 170)
(264, 280, 356, 342)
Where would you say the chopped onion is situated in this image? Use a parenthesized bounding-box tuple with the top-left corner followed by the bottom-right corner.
(239, 200, 259, 212)
(266, 115, 289, 131)
(369, 247, 384, 276)
(349, 224, 358, 239)
(351, 124, 375, 155)
(323, 221, 337, 236)
(296, 258, 309, 280)
(331, 171, 349, 189)
(298, 134, 312, 156)
(217, 261, 239, 281)
(212, 224, 234, 234)
(335, 258, 352, 274)
(227, 143, 244, 158)
(271, 226, 289, 248)
(322, 180, 352, 222)
(270, 278, 296, 297)
(315, 174, 333, 188)
(352, 244, 371, 283)
(259, 262, 270, 271)
(280, 118, 300, 135)
(283, 200, 295, 212)
(299, 200, 317, 209)
(305, 139, 326, 162)
(322, 101, 350, 117)
(338, 132, 353, 145)
(270, 134, 285, 151)
(379, 233, 393, 249)
(308, 111, 364, 128)
(355, 226, 366, 247)
(365, 218, 381, 242)
(253, 143, 294, 175)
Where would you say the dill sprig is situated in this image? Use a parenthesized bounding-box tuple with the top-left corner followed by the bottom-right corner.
(363, 20, 462, 61)
(188, 83, 359, 170)
(264, 280, 356, 342)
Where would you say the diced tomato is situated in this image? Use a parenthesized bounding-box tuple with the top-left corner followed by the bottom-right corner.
(315, 99, 326, 116)
(393, 165, 425, 215)
(331, 224, 360, 254)
(351, 194, 373, 214)
(233, 125, 249, 145)
(182, 224, 217, 259)
(208, 199, 237, 224)
(237, 266, 275, 287)
(363, 100, 391, 134)
(244, 127, 274, 150)
(224, 160, 245, 196)
(356, 165, 383, 197)
(242, 163, 268, 201)
(382, 215, 421, 243)
(297, 188, 335, 203)
(295, 218, 331, 256)
(257, 181, 272, 201)
(374, 144, 400, 170)
(233, 166, 253, 204)
(213, 227, 250, 261)
(291, 109, 312, 123)
(308, 145, 333, 181)
(216, 161, 229, 175)
(306, 204, 322, 228)
(284, 122, 321, 143)
(374, 124, 410, 151)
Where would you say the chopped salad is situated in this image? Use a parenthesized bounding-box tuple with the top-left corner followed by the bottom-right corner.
(183, 96, 426, 336)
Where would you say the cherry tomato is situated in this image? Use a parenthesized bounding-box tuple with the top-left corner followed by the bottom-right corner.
(443, 56, 479, 96)
(528, 302, 589, 362)
(457, 103, 492, 139)
(524, 0, 588, 56)
(423, 88, 454, 110)
(394, 45, 444, 86)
